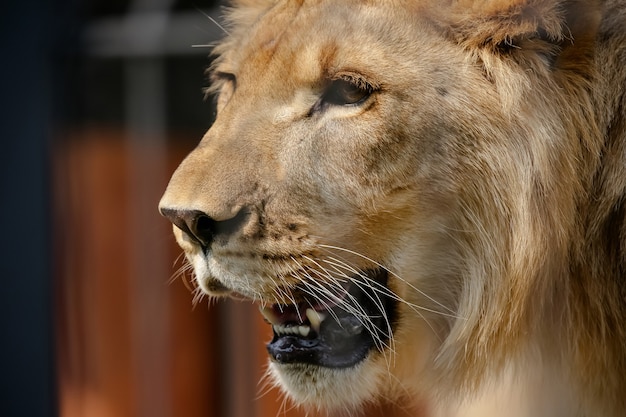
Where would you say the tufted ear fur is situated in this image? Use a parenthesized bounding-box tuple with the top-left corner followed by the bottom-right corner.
(437, 0, 602, 67)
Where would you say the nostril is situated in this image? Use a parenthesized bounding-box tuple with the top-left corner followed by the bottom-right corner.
(160, 208, 214, 248)
(193, 214, 215, 246)
(160, 207, 249, 249)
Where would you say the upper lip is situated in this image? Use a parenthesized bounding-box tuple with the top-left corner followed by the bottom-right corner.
(258, 277, 352, 322)
(260, 302, 329, 334)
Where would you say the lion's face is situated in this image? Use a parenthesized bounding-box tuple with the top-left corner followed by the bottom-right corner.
(159, 0, 600, 412)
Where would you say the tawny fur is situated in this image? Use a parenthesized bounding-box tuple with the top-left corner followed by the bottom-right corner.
(160, 0, 626, 415)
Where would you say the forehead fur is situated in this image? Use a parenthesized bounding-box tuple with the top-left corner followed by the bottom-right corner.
(218, 0, 595, 52)
(214, 0, 431, 91)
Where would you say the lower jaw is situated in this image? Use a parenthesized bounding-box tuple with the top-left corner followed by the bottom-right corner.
(266, 313, 377, 368)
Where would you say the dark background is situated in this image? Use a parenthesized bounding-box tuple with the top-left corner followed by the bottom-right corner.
(0, 1, 227, 416)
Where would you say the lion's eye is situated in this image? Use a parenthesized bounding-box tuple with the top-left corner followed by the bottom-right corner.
(322, 78, 373, 106)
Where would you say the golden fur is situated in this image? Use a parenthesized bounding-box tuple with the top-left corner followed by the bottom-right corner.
(160, 0, 626, 415)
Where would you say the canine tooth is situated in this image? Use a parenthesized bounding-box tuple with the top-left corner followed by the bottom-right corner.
(306, 308, 326, 333)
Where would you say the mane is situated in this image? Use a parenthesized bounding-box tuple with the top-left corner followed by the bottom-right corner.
(201, 0, 626, 414)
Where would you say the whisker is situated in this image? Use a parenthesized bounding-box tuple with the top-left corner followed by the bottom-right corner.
(335, 271, 396, 353)
(318, 243, 461, 318)
(191, 43, 218, 49)
(318, 251, 453, 349)
(290, 257, 344, 323)
(297, 278, 344, 325)
(168, 252, 193, 286)
(298, 258, 390, 348)
(296, 268, 376, 336)
(195, 7, 230, 36)
(323, 255, 460, 320)
(299, 260, 373, 320)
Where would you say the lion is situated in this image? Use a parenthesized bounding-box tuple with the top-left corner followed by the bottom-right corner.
(159, 0, 626, 415)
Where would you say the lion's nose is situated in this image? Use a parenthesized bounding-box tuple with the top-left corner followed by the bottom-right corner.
(160, 208, 248, 249)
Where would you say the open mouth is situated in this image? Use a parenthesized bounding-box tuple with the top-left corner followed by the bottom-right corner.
(259, 269, 396, 368)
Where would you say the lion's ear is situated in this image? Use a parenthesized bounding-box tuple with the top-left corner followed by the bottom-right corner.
(443, 0, 601, 57)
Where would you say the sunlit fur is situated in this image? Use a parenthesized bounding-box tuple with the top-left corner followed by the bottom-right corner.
(160, 0, 626, 415)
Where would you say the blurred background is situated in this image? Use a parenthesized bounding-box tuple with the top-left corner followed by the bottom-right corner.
(0, 1, 411, 416)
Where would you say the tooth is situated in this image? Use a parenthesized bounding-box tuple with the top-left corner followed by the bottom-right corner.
(260, 306, 281, 325)
(306, 308, 326, 333)
(273, 324, 311, 338)
(298, 326, 310, 337)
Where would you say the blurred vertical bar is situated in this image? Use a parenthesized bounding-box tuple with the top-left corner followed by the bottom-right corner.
(125, 57, 170, 417)
(0, 0, 56, 416)
(123, 2, 172, 415)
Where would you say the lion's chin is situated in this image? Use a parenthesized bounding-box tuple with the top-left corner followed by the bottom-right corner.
(255, 268, 398, 410)
(268, 359, 387, 412)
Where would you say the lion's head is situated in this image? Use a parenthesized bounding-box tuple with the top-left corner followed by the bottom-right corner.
(160, 0, 626, 415)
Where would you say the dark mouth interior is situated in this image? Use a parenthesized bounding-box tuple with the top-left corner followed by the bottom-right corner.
(261, 269, 396, 368)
